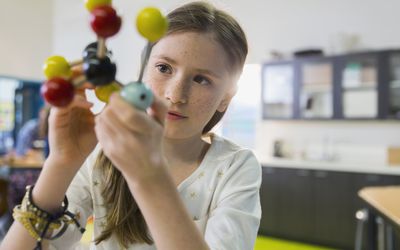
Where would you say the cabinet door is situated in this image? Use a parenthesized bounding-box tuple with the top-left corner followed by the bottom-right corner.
(262, 63, 295, 119)
(298, 60, 334, 119)
(0, 77, 20, 155)
(277, 168, 314, 240)
(339, 54, 379, 119)
(380, 174, 400, 185)
(259, 167, 281, 235)
(313, 171, 353, 249)
(13, 81, 43, 141)
(388, 53, 400, 119)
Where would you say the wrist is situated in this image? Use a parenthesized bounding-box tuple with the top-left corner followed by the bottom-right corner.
(45, 154, 84, 170)
(122, 162, 170, 190)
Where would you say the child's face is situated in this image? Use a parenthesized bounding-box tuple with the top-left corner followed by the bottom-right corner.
(145, 31, 239, 139)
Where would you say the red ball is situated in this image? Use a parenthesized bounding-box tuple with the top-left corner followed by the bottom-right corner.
(41, 77, 74, 107)
(90, 6, 122, 38)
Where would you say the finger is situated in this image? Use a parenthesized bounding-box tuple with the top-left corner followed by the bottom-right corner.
(95, 111, 122, 146)
(69, 94, 93, 110)
(50, 94, 93, 118)
(108, 93, 160, 134)
(148, 95, 168, 126)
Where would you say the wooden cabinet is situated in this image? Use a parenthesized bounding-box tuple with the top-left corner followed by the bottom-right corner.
(259, 166, 400, 249)
(261, 49, 400, 120)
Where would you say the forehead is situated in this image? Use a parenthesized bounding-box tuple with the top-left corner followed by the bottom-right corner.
(151, 32, 231, 76)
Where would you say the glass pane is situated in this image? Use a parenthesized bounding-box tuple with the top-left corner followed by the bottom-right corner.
(221, 64, 261, 149)
(300, 62, 333, 118)
(0, 77, 19, 155)
(0, 78, 19, 131)
(342, 57, 378, 118)
(389, 54, 400, 119)
(262, 64, 293, 118)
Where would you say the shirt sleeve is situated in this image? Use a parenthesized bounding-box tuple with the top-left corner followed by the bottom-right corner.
(49, 148, 98, 250)
(204, 149, 262, 250)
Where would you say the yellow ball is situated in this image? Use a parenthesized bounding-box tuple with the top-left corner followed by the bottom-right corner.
(95, 82, 121, 103)
(85, 0, 112, 11)
(136, 7, 168, 42)
(43, 55, 71, 79)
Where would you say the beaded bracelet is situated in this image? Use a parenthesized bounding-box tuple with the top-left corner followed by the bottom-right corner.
(13, 185, 86, 250)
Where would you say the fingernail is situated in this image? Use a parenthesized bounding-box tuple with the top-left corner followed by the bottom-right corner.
(110, 92, 118, 101)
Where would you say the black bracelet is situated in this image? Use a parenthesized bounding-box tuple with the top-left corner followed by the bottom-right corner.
(13, 185, 86, 250)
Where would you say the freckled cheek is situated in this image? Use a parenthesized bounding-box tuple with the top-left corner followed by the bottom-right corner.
(147, 78, 166, 98)
(190, 98, 219, 119)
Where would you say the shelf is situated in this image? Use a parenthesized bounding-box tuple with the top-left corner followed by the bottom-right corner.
(390, 80, 400, 88)
(342, 85, 376, 91)
(303, 83, 331, 91)
(302, 88, 331, 94)
(264, 102, 292, 105)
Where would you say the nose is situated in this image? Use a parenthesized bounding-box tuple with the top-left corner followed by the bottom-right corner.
(165, 77, 189, 104)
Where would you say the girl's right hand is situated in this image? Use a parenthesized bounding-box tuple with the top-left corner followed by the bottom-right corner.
(46, 74, 98, 168)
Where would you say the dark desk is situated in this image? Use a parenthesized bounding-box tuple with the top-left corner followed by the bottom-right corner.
(0, 156, 42, 213)
(0, 156, 43, 169)
(0, 156, 43, 236)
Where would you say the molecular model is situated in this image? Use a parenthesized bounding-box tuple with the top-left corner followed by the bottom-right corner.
(41, 0, 168, 110)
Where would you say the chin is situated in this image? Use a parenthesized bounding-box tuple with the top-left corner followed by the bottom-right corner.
(163, 126, 202, 140)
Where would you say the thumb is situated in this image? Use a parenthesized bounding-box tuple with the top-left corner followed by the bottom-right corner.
(148, 95, 168, 126)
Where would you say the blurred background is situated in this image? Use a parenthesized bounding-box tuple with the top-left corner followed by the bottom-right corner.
(0, 0, 399, 249)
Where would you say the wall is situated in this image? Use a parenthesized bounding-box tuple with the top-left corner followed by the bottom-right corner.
(237, 0, 400, 61)
(255, 121, 400, 166)
(52, 0, 400, 78)
(5, 0, 399, 80)
(0, 0, 53, 80)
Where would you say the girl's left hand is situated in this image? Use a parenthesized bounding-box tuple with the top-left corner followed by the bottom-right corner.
(95, 92, 169, 183)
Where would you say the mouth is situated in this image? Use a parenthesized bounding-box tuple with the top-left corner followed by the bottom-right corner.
(167, 111, 188, 119)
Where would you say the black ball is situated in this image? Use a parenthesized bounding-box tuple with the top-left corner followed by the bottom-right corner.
(83, 57, 117, 86)
(82, 42, 112, 60)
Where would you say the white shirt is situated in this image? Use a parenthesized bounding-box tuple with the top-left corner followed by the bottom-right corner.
(50, 133, 261, 250)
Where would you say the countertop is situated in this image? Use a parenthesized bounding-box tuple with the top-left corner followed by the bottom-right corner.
(257, 155, 400, 176)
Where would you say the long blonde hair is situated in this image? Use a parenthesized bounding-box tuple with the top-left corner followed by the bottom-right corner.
(95, 1, 248, 247)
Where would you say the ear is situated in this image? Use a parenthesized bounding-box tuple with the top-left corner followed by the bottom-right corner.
(217, 98, 230, 112)
(217, 85, 237, 112)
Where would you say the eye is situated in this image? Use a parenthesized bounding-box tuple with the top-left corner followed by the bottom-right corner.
(155, 64, 172, 74)
(193, 75, 211, 85)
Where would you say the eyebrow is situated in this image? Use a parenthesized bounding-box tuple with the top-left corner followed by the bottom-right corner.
(152, 55, 222, 79)
(153, 55, 178, 65)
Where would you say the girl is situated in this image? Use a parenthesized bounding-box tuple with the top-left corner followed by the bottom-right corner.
(1, 2, 261, 249)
